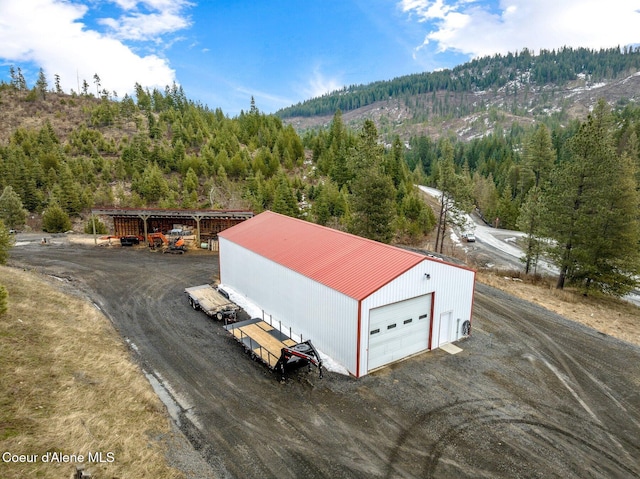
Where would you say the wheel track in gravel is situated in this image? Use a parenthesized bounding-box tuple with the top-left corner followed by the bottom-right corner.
(475, 285, 640, 433)
(379, 284, 640, 478)
(20, 247, 371, 478)
(470, 287, 640, 475)
(8, 243, 640, 479)
(385, 397, 640, 478)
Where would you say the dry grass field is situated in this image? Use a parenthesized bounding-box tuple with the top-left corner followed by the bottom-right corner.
(0, 266, 184, 479)
(477, 270, 640, 347)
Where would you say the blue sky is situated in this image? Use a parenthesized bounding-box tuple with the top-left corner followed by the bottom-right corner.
(1, 1, 639, 116)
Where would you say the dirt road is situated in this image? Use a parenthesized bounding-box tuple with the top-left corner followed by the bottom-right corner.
(9, 237, 640, 478)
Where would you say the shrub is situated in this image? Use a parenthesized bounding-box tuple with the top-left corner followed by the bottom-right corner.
(84, 215, 108, 234)
(42, 202, 72, 233)
(0, 220, 13, 265)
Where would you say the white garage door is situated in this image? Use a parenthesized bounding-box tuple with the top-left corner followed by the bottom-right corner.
(367, 294, 432, 371)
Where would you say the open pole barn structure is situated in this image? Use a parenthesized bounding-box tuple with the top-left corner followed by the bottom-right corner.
(218, 211, 476, 378)
(92, 208, 254, 245)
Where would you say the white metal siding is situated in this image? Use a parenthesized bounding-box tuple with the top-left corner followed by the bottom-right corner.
(438, 311, 454, 345)
(361, 258, 475, 375)
(219, 238, 359, 375)
(368, 294, 432, 370)
(427, 260, 475, 349)
(220, 239, 475, 378)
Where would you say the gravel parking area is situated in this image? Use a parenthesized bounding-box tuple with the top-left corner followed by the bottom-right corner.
(9, 237, 640, 479)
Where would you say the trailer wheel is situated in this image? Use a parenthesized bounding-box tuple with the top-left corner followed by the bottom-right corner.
(189, 298, 198, 310)
(215, 311, 224, 321)
(292, 343, 312, 354)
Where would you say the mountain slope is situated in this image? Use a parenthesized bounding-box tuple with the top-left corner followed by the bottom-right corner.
(278, 47, 640, 141)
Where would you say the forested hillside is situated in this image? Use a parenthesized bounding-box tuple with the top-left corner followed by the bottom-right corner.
(0, 77, 433, 246)
(0, 50, 639, 297)
(279, 47, 640, 141)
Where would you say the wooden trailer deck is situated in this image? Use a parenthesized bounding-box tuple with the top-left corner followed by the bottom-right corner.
(226, 318, 297, 368)
(185, 284, 238, 319)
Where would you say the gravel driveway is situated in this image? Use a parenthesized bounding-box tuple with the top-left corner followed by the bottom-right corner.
(9, 237, 640, 479)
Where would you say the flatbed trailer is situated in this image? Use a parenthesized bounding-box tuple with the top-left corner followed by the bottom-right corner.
(185, 284, 239, 321)
(224, 318, 323, 381)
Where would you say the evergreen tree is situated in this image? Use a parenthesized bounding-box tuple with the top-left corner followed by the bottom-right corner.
(385, 136, 405, 188)
(35, 68, 48, 100)
(517, 186, 544, 274)
(330, 143, 351, 190)
(399, 188, 436, 243)
(542, 99, 640, 294)
(135, 83, 151, 111)
(184, 167, 199, 193)
(84, 215, 108, 235)
(522, 124, 555, 189)
(328, 110, 346, 148)
(0, 186, 28, 228)
(93, 73, 101, 96)
(347, 121, 396, 243)
(516, 125, 555, 274)
(8, 65, 17, 89)
(181, 189, 198, 209)
(271, 174, 299, 217)
(42, 202, 72, 233)
(472, 171, 498, 221)
(16, 67, 27, 90)
(349, 119, 383, 173)
(495, 184, 519, 229)
(0, 220, 13, 265)
(54, 74, 62, 94)
(53, 164, 83, 215)
(312, 184, 331, 226)
(349, 167, 396, 243)
(580, 149, 640, 295)
(136, 163, 169, 203)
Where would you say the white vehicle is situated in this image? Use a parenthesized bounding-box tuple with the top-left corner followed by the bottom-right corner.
(462, 232, 476, 242)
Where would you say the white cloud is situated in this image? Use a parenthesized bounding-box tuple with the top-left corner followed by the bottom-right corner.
(400, 0, 640, 58)
(234, 85, 294, 111)
(305, 67, 342, 99)
(99, 0, 192, 41)
(0, 0, 191, 96)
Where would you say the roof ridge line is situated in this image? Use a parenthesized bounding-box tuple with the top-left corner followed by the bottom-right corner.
(262, 210, 425, 259)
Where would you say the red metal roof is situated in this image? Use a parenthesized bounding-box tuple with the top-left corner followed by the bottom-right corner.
(218, 211, 428, 300)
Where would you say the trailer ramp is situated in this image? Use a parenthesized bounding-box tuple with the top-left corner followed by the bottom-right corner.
(225, 318, 323, 381)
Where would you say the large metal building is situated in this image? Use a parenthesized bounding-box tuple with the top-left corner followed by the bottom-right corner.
(218, 211, 476, 377)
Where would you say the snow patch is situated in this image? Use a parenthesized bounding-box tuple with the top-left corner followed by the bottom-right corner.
(125, 338, 139, 353)
(145, 371, 182, 426)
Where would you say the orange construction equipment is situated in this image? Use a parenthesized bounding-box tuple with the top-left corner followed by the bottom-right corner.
(147, 232, 187, 254)
(147, 232, 169, 248)
(166, 235, 187, 253)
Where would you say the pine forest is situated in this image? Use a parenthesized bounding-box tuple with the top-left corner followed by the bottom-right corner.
(0, 48, 639, 297)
